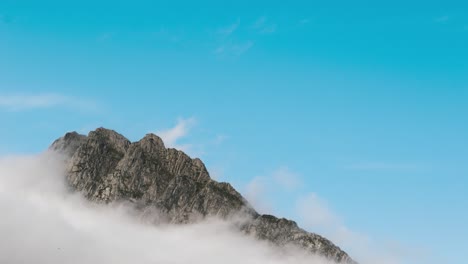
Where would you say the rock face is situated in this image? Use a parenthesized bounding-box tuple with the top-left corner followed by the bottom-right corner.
(51, 127, 355, 264)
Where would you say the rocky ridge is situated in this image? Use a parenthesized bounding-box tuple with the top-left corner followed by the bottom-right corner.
(51, 127, 355, 263)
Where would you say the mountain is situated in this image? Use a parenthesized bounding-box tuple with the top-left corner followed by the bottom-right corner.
(50, 127, 355, 263)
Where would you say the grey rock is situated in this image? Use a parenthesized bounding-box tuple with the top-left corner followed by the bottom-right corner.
(50, 131, 87, 156)
(241, 215, 353, 263)
(50, 127, 356, 264)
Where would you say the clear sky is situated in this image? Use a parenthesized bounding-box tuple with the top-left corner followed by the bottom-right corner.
(1, 1, 467, 263)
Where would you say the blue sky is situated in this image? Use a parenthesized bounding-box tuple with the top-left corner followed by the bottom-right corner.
(1, 1, 467, 263)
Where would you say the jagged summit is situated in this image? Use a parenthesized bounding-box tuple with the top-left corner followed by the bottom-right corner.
(50, 127, 355, 264)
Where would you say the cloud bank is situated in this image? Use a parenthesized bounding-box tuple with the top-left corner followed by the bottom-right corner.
(244, 166, 421, 264)
(0, 93, 97, 112)
(244, 166, 302, 214)
(0, 152, 337, 264)
(156, 117, 196, 152)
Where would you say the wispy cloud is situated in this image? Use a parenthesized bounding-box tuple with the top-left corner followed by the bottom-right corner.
(345, 161, 425, 172)
(434, 15, 450, 23)
(156, 117, 196, 152)
(213, 18, 265, 57)
(299, 18, 311, 25)
(214, 40, 254, 57)
(295, 193, 340, 229)
(152, 27, 184, 43)
(97, 32, 114, 42)
(295, 193, 422, 264)
(0, 14, 16, 24)
(253, 16, 267, 29)
(244, 166, 301, 214)
(231, 41, 254, 55)
(217, 19, 241, 37)
(272, 166, 301, 191)
(243, 166, 430, 264)
(252, 16, 277, 34)
(213, 134, 228, 145)
(0, 93, 97, 112)
(244, 176, 273, 214)
(296, 196, 372, 262)
(155, 117, 228, 158)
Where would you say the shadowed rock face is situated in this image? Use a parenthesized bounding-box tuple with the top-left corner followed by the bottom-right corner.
(50, 127, 355, 264)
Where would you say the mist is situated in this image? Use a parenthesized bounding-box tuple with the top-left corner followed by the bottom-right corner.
(0, 152, 336, 264)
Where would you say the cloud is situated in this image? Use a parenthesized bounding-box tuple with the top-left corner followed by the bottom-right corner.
(272, 166, 301, 191)
(215, 40, 254, 57)
(434, 15, 450, 23)
(345, 162, 424, 172)
(299, 18, 311, 25)
(253, 16, 267, 29)
(213, 18, 258, 57)
(0, 93, 97, 112)
(97, 32, 114, 42)
(244, 176, 273, 214)
(217, 19, 241, 37)
(261, 24, 277, 34)
(231, 41, 254, 55)
(213, 134, 228, 145)
(156, 117, 196, 151)
(242, 166, 429, 264)
(0, 152, 337, 264)
(296, 193, 338, 228)
(0, 14, 16, 24)
(252, 16, 277, 34)
(295, 193, 379, 263)
(152, 27, 183, 43)
(155, 118, 226, 158)
(244, 167, 301, 214)
(295, 192, 430, 264)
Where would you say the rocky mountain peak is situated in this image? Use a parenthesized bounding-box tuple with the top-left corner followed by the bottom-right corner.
(50, 127, 356, 264)
(50, 131, 87, 155)
(140, 133, 166, 150)
(89, 127, 131, 152)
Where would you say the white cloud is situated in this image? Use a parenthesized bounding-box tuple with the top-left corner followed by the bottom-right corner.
(244, 176, 273, 214)
(0, 14, 15, 24)
(273, 166, 301, 191)
(0, 93, 97, 112)
(252, 16, 277, 34)
(345, 162, 424, 171)
(232, 41, 254, 55)
(299, 18, 311, 25)
(213, 134, 228, 145)
(208, 166, 224, 181)
(152, 27, 183, 43)
(296, 193, 338, 228)
(261, 24, 277, 34)
(244, 167, 301, 214)
(295, 193, 374, 263)
(0, 152, 337, 264)
(294, 192, 428, 264)
(156, 117, 196, 151)
(97, 32, 114, 42)
(218, 19, 241, 36)
(215, 40, 254, 57)
(253, 16, 267, 29)
(435, 15, 450, 23)
(213, 18, 257, 57)
(242, 166, 429, 264)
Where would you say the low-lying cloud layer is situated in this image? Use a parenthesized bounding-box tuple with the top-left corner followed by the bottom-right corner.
(0, 153, 336, 264)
